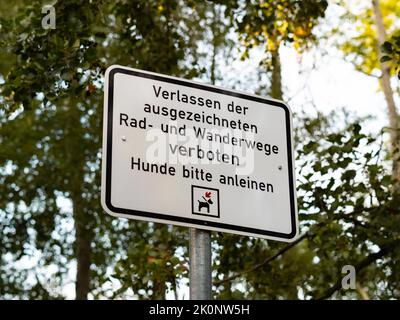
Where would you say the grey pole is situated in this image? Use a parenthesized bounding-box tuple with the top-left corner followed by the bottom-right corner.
(189, 228, 211, 300)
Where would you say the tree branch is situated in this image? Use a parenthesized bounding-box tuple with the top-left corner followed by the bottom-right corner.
(213, 233, 309, 286)
(316, 239, 400, 300)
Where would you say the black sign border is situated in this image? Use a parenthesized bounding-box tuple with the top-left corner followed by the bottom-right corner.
(105, 67, 297, 239)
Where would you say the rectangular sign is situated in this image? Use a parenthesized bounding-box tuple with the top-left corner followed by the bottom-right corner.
(101, 65, 298, 241)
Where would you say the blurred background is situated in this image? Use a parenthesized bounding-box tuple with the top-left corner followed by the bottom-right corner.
(0, 0, 399, 299)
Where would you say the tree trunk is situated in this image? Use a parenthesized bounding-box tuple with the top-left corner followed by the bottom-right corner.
(356, 282, 370, 300)
(152, 278, 166, 300)
(372, 0, 400, 184)
(270, 49, 283, 100)
(66, 98, 92, 300)
(72, 192, 91, 300)
(149, 224, 167, 300)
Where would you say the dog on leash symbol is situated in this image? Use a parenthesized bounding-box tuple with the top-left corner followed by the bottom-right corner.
(198, 192, 213, 213)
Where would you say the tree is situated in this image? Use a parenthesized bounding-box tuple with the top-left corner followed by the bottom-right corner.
(211, 0, 331, 299)
(1, 0, 399, 300)
(372, 0, 400, 185)
(334, 0, 400, 184)
(209, 1, 400, 300)
(213, 111, 400, 299)
(0, 0, 207, 299)
(217, 0, 328, 99)
(381, 33, 400, 78)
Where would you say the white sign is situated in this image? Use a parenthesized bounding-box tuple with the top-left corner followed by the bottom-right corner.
(101, 65, 298, 241)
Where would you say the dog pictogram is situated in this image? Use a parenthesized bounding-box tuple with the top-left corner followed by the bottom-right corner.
(192, 185, 220, 218)
(198, 191, 213, 213)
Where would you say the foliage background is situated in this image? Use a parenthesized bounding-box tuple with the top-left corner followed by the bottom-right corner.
(0, 0, 399, 299)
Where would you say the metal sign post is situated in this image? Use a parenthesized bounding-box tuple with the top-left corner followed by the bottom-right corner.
(189, 228, 211, 300)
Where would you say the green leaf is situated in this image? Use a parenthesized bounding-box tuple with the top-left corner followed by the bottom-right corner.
(380, 55, 392, 63)
(381, 41, 393, 54)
